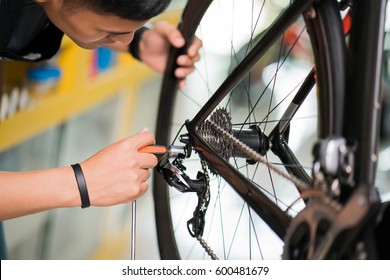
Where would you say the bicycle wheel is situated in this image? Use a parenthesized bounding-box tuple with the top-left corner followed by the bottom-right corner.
(154, 0, 346, 259)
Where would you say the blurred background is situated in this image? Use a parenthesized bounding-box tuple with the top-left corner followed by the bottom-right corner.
(1, 0, 390, 260)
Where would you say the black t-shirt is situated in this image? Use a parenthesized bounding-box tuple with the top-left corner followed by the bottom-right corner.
(0, 0, 64, 61)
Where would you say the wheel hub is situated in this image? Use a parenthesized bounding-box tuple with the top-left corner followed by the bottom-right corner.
(198, 108, 270, 173)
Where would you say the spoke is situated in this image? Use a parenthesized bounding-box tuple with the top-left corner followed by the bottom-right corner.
(171, 193, 193, 232)
(227, 201, 246, 259)
(262, 78, 305, 123)
(218, 187, 227, 259)
(178, 89, 207, 109)
(239, 27, 308, 131)
(249, 205, 264, 260)
(198, 24, 213, 100)
(265, 154, 279, 205)
(233, 115, 318, 127)
(264, 32, 286, 132)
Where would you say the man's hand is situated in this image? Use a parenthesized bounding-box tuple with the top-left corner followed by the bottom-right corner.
(139, 21, 202, 89)
(80, 129, 158, 206)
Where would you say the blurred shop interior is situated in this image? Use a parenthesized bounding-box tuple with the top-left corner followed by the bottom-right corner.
(1, 0, 390, 260)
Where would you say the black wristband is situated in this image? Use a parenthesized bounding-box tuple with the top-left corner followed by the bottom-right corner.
(71, 164, 90, 209)
(129, 26, 149, 61)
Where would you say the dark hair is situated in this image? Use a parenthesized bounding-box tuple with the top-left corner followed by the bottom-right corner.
(64, 0, 171, 21)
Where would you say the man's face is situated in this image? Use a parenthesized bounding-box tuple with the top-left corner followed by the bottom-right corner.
(38, 0, 146, 49)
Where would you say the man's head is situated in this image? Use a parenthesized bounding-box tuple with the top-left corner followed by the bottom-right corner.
(61, 0, 171, 21)
(34, 0, 171, 49)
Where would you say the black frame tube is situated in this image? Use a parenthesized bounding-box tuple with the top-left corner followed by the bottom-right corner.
(344, 0, 387, 188)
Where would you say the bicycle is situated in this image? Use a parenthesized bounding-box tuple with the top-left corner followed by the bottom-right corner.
(153, 0, 390, 259)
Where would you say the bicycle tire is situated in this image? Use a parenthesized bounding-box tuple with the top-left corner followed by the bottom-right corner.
(154, 0, 346, 260)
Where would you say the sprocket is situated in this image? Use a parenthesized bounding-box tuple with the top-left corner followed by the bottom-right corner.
(199, 108, 234, 174)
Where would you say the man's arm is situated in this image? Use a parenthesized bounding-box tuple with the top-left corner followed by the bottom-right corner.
(0, 130, 157, 220)
(0, 167, 79, 220)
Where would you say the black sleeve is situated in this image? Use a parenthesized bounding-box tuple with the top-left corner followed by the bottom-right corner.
(128, 26, 149, 61)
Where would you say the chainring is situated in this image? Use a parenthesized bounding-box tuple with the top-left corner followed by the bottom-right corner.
(282, 200, 340, 259)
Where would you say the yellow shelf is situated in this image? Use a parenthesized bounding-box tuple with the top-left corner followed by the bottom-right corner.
(0, 45, 155, 152)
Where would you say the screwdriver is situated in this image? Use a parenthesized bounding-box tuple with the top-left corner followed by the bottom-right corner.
(138, 145, 167, 155)
(130, 145, 167, 260)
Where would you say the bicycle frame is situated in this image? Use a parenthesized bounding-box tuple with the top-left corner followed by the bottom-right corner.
(345, 0, 387, 188)
(183, 0, 317, 240)
(156, 0, 389, 258)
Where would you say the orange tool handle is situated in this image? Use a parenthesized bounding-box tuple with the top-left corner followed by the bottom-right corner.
(138, 145, 167, 155)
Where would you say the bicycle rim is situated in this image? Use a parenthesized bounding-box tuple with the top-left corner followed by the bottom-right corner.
(154, 0, 346, 260)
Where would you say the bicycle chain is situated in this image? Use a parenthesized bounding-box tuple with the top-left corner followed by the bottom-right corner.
(193, 159, 220, 260)
(197, 235, 219, 260)
(206, 119, 310, 191)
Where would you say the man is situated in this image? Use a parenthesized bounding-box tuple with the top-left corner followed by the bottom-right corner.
(0, 0, 201, 258)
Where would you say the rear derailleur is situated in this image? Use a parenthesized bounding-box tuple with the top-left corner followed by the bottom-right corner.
(157, 139, 210, 238)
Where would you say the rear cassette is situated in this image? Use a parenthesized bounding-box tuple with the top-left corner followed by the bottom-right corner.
(199, 108, 234, 173)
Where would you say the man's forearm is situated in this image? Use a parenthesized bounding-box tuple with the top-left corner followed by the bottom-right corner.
(0, 167, 79, 220)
